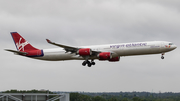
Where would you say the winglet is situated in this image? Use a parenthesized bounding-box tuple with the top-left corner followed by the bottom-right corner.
(46, 39, 52, 43)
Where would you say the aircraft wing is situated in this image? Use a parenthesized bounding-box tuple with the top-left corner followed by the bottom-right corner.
(5, 49, 28, 55)
(46, 39, 80, 53)
(46, 39, 100, 55)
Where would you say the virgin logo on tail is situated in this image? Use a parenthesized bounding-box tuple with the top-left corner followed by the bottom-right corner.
(16, 38, 29, 51)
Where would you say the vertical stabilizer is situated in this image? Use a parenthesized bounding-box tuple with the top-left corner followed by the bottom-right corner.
(11, 32, 38, 52)
(10, 32, 43, 57)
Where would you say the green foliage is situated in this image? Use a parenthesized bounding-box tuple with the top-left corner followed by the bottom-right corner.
(70, 93, 107, 101)
(93, 96, 106, 101)
(108, 97, 118, 101)
(133, 97, 143, 101)
(122, 98, 128, 101)
(70, 93, 92, 101)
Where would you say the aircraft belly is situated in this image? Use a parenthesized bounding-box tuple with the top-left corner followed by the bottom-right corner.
(36, 50, 75, 61)
(118, 47, 162, 56)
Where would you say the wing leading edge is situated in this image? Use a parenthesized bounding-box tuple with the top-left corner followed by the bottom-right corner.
(46, 39, 100, 55)
(46, 39, 79, 53)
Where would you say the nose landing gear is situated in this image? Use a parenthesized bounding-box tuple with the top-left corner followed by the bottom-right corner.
(161, 53, 165, 59)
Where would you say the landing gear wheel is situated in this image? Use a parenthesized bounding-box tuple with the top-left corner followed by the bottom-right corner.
(88, 63, 92, 67)
(82, 60, 92, 67)
(87, 61, 91, 67)
(91, 61, 95, 65)
(82, 61, 87, 66)
(82, 60, 95, 67)
(161, 53, 165, 59)
(161, 56, 164, 59)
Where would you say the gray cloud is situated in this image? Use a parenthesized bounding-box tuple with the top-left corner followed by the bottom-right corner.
(1, 0, 180, 92)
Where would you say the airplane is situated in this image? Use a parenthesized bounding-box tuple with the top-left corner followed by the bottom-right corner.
(5, 32, 177, 67)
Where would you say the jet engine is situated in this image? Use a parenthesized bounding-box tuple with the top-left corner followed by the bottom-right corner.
(109, 56, 120, 62)
(78, 48, 92, 56)
(98, 52, 112, 60)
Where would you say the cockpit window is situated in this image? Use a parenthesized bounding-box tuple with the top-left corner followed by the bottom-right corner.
(169, 43, 173, 45)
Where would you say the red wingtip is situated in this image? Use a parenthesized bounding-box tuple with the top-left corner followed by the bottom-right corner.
(46, 39, 51, 43)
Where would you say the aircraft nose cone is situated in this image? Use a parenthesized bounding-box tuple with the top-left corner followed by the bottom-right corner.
(172, 45, 177, 49)
(175, 45, 177, 49)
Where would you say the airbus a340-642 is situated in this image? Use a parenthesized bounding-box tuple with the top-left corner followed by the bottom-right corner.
(5, 32, 177, 67)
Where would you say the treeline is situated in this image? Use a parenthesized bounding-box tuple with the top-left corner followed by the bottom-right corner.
(70, 92, 180, 101)
(82, 92, 180, 98)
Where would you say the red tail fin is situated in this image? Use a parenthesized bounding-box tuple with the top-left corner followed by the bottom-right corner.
(11, 32, 38, 52)
(10, 32, 44, 57)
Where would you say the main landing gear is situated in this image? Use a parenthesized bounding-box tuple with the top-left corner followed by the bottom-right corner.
(161, 53, 165, 59)
(82, 60, 96, 67)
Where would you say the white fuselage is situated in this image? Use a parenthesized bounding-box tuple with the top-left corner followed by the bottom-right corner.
(33, 41, 176, 61)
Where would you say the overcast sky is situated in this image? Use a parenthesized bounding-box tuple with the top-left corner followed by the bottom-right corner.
(1, 0, 180, 93)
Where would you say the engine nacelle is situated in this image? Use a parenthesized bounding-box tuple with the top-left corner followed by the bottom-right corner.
(78, 48, 92, 56)
(98, 52, 112, 60)
(109, 57, 120, 62)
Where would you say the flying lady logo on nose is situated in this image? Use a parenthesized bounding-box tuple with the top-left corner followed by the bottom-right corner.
(16, 38, 29, 51)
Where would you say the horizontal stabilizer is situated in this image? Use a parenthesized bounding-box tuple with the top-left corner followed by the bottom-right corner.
(5, 49, 28, 55)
